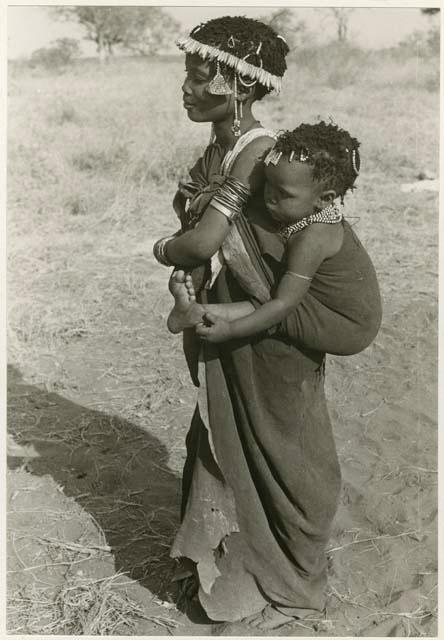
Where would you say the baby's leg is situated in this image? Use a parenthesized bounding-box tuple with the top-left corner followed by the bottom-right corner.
(279, 293, 379, 356)
(167, 270, 205, 334)
(188, 264, 209, 295)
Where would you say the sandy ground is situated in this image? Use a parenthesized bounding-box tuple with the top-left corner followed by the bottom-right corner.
(7, 209, 438, 636)
(7, 55, 438, 636)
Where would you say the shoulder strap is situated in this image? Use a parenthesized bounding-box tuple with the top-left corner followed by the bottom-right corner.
(221, 128, 276, 176)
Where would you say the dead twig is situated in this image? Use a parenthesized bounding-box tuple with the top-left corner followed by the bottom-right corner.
(360, 398, 385, 417)
(327, 530, 420, 553)
(362, 607, 435, 621)
(35, 536, 111, 554)
(97, 366, 118, 381)
(8, 554, 96, 573)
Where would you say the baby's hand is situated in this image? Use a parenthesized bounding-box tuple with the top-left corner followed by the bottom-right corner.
(195, 312, 232, 343)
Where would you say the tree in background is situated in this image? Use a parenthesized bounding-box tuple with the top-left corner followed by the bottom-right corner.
(259, 8, 309, 52)
(397, 8, 440, 57)
(420, 7, 440, 55)
(119, 8, 181, 56)
(30, 38, 81, 70)
(52, 6, 180, 63)
(328, 8, 355, 43)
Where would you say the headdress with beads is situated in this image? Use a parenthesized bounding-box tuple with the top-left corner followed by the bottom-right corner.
(177, 16, 289, 94)
(264, 121, 361, 201)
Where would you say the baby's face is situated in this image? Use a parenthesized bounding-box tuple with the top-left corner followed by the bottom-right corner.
(264, 159, 325, 226)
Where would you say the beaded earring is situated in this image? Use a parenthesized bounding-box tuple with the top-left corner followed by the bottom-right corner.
(232, 73, 242, 137)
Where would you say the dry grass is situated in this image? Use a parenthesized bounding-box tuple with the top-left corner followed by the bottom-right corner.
(9, 573, 177, 635)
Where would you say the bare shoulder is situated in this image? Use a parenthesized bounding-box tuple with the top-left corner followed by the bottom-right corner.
(230, 133, 275, 184)
(241, 133, 276, 157)
(288, 222, 344, 259)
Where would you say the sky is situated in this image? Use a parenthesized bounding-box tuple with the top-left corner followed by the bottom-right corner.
(7, 5, 438, 59)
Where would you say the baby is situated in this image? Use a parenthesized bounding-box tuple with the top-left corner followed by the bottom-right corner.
(162, 121, 381, 353)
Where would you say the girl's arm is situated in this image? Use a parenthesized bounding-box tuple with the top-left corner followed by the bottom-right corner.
(197, 224, 339, 342)
(161, 136, 274, 267)
(164, 207, 230, 267)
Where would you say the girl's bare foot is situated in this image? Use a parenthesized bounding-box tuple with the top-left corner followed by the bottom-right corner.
(167, 270, 205, 333)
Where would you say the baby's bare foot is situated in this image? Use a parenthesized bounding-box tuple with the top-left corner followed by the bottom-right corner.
(167, 270, 204, 333)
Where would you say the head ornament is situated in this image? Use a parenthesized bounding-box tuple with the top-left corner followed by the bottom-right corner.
(177, 16, 288, 94)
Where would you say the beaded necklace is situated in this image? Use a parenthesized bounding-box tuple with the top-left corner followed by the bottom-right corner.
(278, 203, 343, 241)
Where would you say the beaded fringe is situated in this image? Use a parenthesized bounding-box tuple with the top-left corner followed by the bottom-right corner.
(177, 36, 283, 93)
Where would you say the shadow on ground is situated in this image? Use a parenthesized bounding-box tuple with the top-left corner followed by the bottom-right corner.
(7, 363, 182, 602)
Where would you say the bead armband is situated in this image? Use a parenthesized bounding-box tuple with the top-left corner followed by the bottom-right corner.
(211, 175, 251, 221)
(285, 270, 313, 282)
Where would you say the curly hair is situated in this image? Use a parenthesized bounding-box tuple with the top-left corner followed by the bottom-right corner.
(187, 16, 289, 99)
(274, 121, 361, 201)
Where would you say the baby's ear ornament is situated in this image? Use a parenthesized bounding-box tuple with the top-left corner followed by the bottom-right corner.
(351, 149, 360, 175)
(264, 146, 311, 166)
(345, 147, 360, 176)
(264, 148, 282, 166)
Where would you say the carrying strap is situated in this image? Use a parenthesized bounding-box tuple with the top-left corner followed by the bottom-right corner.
(220, 127, 276, 176)
(208, 128, 276, 291)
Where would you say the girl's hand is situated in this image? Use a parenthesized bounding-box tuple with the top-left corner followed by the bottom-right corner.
(173, 190, 187, 218)
(195, 312, 233, 343)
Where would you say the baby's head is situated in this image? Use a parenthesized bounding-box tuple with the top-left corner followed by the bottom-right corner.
(263, 121, 360, 226)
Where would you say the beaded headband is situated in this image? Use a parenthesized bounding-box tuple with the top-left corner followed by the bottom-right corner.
(176, 34, 286, 93)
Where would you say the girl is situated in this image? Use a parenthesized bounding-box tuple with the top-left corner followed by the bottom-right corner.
(153, 15, 381, 630)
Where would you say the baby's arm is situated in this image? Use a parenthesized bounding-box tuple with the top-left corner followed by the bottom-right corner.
(158, 137, 274, 267)
(197, 225, 336, 342)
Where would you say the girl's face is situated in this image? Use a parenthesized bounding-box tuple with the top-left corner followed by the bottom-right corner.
(264, 159, 330, 225)
(182, 55, 234, 124)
